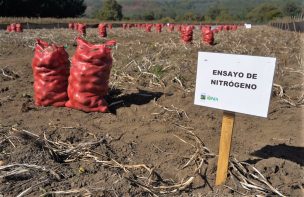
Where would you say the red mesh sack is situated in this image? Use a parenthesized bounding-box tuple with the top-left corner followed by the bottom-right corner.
(202, 29, 214, 45)
(155, 24, 162, 33)
(98, 24, 107, 37)
(181, 25, 193, 43)
(74, 23, 79, 30)
(16, 23, 23, 32)
(78, 23, 86, 36)
(201, 25, 211, 34)
(10, 23, 16, 32)
(32, 39, 70, 107)
(6, 25, 11, 32)
(145, 24, 153, 32)
(68, 23, 74, 29)
(223, 25, 230, 31)
(217, 25, 224, 32)
(65, 37, 116, 112)
(231, 25, 238, 31)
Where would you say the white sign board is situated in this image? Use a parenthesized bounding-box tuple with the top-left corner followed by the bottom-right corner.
(194, 52, 276, 117)
(244, 23, 252, 29)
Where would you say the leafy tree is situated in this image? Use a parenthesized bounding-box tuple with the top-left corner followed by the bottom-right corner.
(246, 3, 282, 23)
(0, 0, 86, 17)
(282, 1, 302, 16)
(95, 0, 122, 21)
(40, 0, 86, 17)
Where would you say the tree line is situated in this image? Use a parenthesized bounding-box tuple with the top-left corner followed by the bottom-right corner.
(93, 0, 303, 23)
(0, 0, 86, 17)
(0, 0, 303, 23)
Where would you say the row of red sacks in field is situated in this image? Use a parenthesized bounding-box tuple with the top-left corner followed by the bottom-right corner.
(68, 23, 113, 37)
(32, 37, 116, 112)
(68, 22, 238, 34)
(6, 23, 23, 32)
(180, 25, 217, 44)
(68, 22, 238, 45)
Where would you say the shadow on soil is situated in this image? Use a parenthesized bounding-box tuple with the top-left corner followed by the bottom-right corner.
(106, 88, 163, 114)
(250, 144, 304, 166)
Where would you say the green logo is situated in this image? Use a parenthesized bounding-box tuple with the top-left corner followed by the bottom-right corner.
(201, 93, 218, 102)
(207, 95, 219, 102)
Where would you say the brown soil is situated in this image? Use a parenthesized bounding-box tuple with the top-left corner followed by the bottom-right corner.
(0, 26, 303, 196)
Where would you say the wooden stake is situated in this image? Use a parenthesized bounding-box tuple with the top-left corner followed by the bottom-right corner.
(215, 111, 235, 186)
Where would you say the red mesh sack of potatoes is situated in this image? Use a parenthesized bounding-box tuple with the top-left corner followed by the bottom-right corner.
(202, 29, 214, 45)
(6, 25, 11, 32)
(74, 23, 79, 31)
(16, 23, 23, 32)
(77, 23, 86, 36)
(10, 23, 16, 32)
(32, 39, 70, 107)
(65, 37, 116, 112)
(181, 25, 193, 43)
(155, 24, 162, 33)
(68, 23, 74, 29)
(98, 23, 107, 37)
(223, 25, 230, 31)
(217, 25, 223, 32)
(231, 25, 238, 31)
(145, 24, 153, 32)
(201, 25, 211, 34)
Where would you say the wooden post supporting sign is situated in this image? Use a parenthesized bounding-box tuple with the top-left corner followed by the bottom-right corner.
(215, 111, 235, 186)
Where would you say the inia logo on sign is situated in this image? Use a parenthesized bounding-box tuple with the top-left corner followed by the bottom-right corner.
(200, 94, 219, 102)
